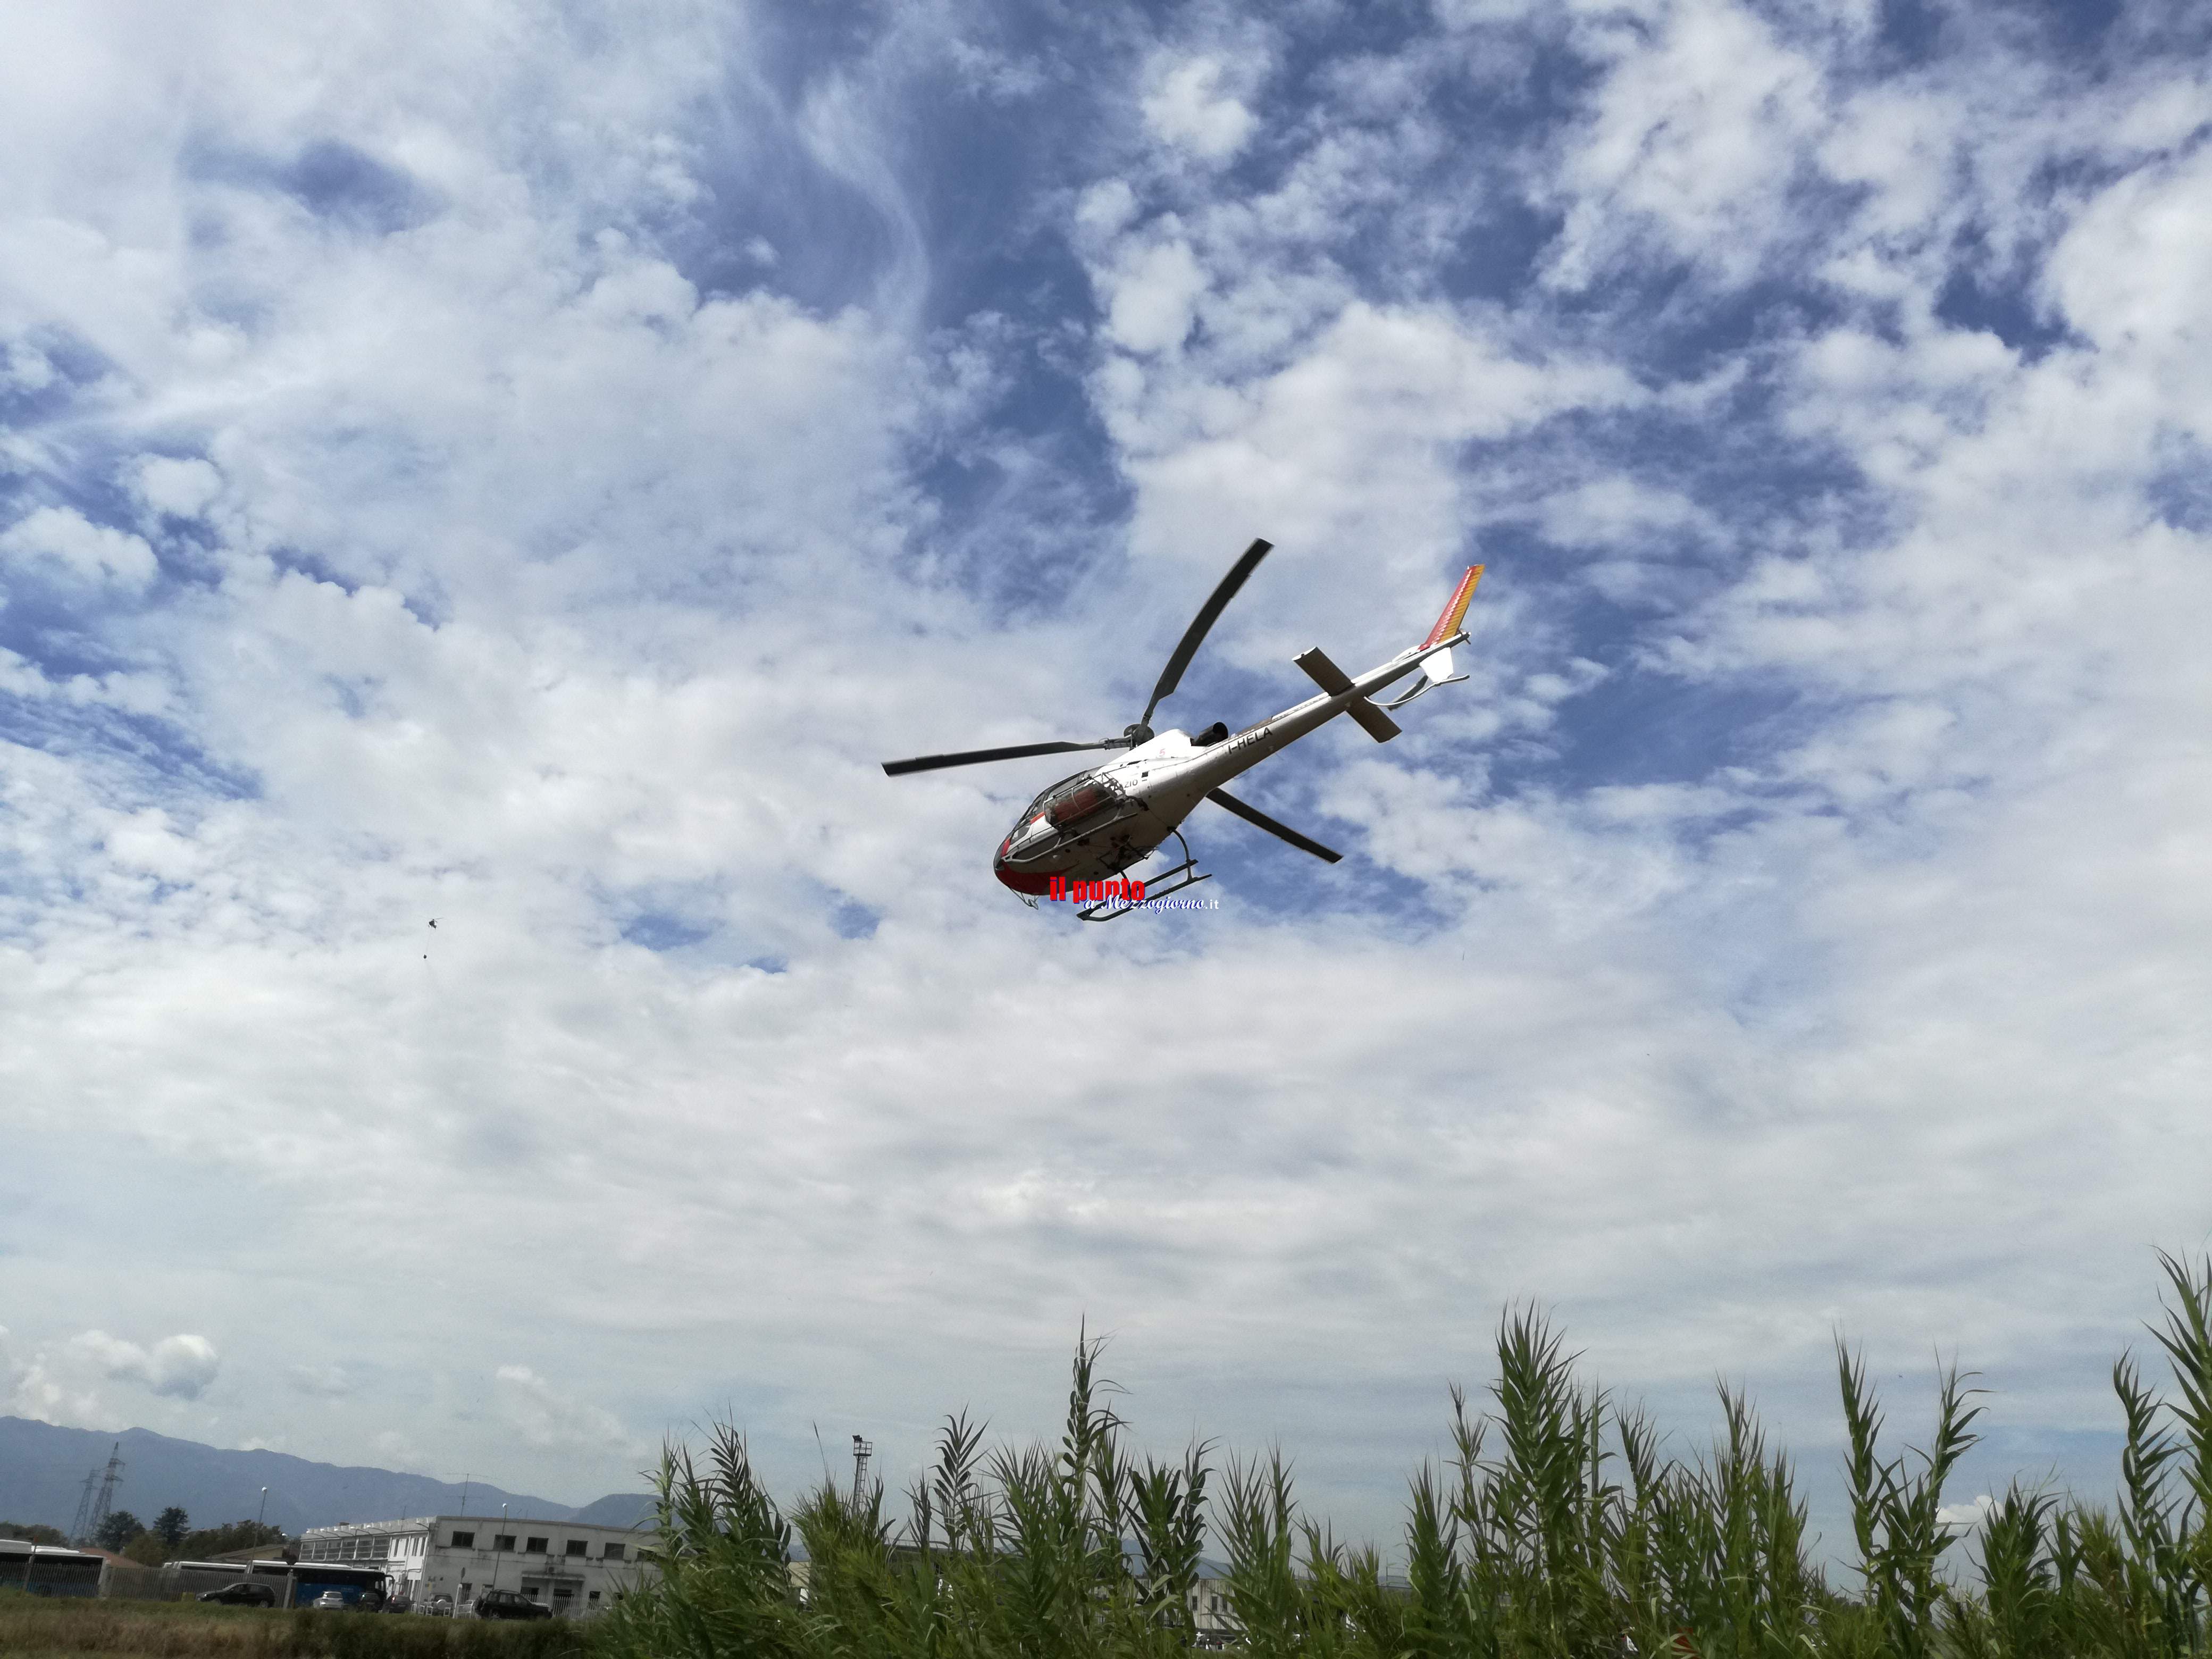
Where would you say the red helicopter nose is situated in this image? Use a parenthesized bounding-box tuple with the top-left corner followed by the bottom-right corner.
(994, 856, 1053, 896)
(994, 826, 1054, 895)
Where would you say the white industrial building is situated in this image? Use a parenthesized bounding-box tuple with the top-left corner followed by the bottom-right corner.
(298, 1515, 657, 1618)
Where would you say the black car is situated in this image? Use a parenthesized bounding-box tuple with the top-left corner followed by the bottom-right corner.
(473, 1589, 554, 1621)
(198, 1582, 277, 1607)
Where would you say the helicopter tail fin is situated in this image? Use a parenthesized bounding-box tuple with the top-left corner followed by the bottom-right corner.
(1421, 564, 1484, 649)
(1382, 565, 1482, 710)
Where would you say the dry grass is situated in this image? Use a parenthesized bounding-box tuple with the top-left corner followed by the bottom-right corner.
(0, 1595, 590, 1659)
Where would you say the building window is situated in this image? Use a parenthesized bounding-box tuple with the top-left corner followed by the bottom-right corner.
(524, 1537, 548, 1555)
(565, 1540, 587, 1558)
(602, 1544, 624, 1562)
(493, 1535, 515, 1552)
(450, 1531, 475, 1549)
(588, 1591, 600, 1604)
(524, 1587, 541, 1601)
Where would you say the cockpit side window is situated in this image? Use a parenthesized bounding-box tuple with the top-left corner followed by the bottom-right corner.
(1046, 778, 1121, 827)
(1023, 772, 1092, 820)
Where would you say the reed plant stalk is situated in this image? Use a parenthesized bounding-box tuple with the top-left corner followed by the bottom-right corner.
(598, 1255, 2212, 1658)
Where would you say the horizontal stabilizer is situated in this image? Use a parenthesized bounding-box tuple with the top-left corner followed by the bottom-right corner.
(1292, 648, 1402, 743)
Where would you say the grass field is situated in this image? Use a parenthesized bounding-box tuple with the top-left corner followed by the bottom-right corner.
(0, 1594, 589, 1659)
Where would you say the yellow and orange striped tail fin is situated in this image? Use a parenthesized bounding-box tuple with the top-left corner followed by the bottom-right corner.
(1421, 564, 1484, 648)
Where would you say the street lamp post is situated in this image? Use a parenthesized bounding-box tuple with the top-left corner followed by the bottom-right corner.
(489, 1504, 508, 1597)
(257, 1489, 269, 1529)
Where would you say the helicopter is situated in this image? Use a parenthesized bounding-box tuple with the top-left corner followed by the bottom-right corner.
(883, 539, 1484, 919)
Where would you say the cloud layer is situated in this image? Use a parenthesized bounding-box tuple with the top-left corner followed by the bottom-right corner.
(2, 0, 2209, 1553)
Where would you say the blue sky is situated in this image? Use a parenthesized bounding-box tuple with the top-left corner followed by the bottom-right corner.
(3, 0, 2210, 1561)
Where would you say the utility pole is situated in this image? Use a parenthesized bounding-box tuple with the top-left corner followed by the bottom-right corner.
(488, 1503, 508, 1598)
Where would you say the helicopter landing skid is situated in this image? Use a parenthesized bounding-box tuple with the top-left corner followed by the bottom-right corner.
(1077, 829, 1211, 922)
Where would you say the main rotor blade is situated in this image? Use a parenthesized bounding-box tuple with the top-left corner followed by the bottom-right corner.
(1206, 787, 1342, 864)
(882, 740, 1111, 777)
(1140, 538, 1271, 730)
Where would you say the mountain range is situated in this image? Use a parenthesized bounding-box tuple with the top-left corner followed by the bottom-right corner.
(0, 1417, 655, 1538)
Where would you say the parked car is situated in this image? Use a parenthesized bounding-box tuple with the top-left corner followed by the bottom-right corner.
(197, 1582, 276, 1607)
(309, 1590, 350, 1611)
(473, 1589, 553, 1621)
(423, 1594, 455, 1617)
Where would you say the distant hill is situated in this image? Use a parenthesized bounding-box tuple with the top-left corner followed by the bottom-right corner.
(0, 1417, 653, 1538)
(566, 1492, 658, 1528)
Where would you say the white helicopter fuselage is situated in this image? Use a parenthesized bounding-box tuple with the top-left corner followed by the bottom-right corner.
(992, 631, 1466, 895)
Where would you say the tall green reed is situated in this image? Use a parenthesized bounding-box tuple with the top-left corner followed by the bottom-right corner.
(599, 1253, 2212, 1659)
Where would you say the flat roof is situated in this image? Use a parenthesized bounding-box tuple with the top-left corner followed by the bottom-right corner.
(301, 1515, 657, 1538)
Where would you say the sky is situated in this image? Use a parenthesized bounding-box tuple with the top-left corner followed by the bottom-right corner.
(2, 0, 2209, 1562)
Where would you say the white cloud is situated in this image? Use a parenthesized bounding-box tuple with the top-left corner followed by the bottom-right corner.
(1543, 0, 1829, 290)
(0, 1326, 79, 1423)
(1141, 55, 1259, 163)
(495, 1367, 640, 1456)
(374, 1429, 429, 1469)
(1537, 477, 1721, 550)
(129, 456, 224, 522)
(2, 339, 55, 391)
(0, 506, 158, 589)
(2047, 140, 2212, 396)
(1100, 233, 1208, 355)
(1938, 1494, 1998, 1531)
(0, 0, 2207, 1554)
(70, 1332, 221, 1401)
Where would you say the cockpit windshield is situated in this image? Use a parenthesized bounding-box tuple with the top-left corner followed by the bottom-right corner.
(1014, 770, 1125, 833)
(1021, 772, 1093, 820)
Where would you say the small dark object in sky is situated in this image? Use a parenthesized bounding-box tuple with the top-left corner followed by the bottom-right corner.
(428, 918, 438, 928)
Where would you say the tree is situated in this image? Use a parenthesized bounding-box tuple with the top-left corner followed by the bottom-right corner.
(179, 1519, 286, 1559)
(123, 1530, 168, 1568)
(154, 1507, 190, 1551)
(94, 1510, 145, 1552)
(0, 1522, 66, 1545)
